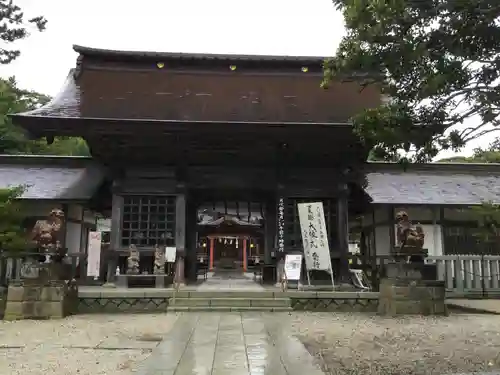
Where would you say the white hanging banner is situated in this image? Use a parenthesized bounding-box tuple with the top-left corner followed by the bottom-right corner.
(87, 231, 102, 277)
(297, 202, 333, 274)
(284, 254, 302, 281)
(165, 247, 177, 263)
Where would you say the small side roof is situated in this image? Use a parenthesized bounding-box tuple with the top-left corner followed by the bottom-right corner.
(0, 155, 106, 200)
(366, 162, 500, 205)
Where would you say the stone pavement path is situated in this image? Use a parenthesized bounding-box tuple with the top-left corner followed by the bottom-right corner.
(196, 272, 264, 291)
(136, 312, 325, 375)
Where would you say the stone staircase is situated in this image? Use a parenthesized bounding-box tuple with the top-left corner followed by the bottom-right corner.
(167, 291, 292, 312)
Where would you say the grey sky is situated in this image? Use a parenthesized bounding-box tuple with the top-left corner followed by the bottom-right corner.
(0, 0, 493, 158)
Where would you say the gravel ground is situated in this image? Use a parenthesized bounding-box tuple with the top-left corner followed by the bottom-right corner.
(0, 313, 179, 375)
(2, 312, 500, 375)
(283, 312, 500, 375)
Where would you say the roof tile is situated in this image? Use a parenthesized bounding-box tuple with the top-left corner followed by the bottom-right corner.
(366, 171, 500, 205)
(0, 163, 104, 200)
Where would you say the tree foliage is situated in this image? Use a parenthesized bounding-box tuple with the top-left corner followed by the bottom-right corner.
(0, 77, 90, 155)
(468, 202, 500, 244)
(439, 137, 500, 163)
(325, 0, 500, 163)
(0, 0, 47, 64)
(0, 186, 28, 252)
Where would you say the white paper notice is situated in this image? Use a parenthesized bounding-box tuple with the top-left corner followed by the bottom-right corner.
(165, 247, 177, 263)
(284, 254, 302, 281)
(87, 231, 102, 277)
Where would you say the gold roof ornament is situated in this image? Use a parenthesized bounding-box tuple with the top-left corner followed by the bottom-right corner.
(156, 62, 165, 69)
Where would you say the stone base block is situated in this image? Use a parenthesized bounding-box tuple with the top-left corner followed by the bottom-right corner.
(378, 278, 447, 316)
(3, 282, 78, 320)
(380, 262, 438, 281)
(116, 275, 172, 288)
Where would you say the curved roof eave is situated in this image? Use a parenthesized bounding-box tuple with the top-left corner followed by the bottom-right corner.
(9, 69, 80, 120)
(72, 44, 328, 65)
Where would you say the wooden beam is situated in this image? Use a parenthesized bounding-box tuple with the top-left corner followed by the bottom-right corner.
(336, 183, 350, 282)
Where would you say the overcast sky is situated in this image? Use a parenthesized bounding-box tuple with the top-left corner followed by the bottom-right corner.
(0, 0, 493, 158)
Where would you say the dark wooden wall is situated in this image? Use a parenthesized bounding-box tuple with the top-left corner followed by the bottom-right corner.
(79, 68, 380, 123)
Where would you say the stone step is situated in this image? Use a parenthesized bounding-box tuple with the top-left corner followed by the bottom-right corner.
(184, 291, 277, 298)
(169, 297, 291, 308)
(166, 306, 293, 312)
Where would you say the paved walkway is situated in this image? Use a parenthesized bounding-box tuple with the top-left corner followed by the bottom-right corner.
(137, 313, 325, 375)
(196, 272, 264, 291)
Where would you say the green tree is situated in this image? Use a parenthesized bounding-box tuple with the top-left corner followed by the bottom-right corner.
(0, 77, 90, 155)
(0, 0, 47, 64)
(0, 186, 28, 252)
(325, 0, 500, 163)
(467, 203, 500, 253)
(438, 138, 500, 163)
(367, 148, 399, 161)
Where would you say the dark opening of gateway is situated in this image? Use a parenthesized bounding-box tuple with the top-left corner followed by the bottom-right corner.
(195, 197, 266, 274)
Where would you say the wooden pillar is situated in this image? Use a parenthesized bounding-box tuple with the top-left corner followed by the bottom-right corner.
(175, 188, 186, 285)
(243, 238, 248, 272)
(337, 183, 350, 282)
(185, 197, 198, 283)
(388, 206, 396, 252)
(371, 208, 377, 257)
(209, 237, 215, 271)
(440, 206, 446, 255)
(264, 197, 277, 264)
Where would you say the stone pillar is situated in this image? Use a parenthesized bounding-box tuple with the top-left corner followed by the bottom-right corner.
(275, 252, 285, 287)
(336, 183, 350, 283)
(175, 250, 186, 285)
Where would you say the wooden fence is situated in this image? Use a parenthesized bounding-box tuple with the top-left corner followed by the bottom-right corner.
(348, 254, 500, 298)
(0, 252, 86, 286)
(1, 252, 500, 298)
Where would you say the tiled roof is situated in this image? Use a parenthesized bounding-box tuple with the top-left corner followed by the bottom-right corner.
(9, 46, 377, 125)
(73, 45, 327, 64)
(366, 163, 500, 205)
(0, 156, 105, 200)
(14, 70, 81, 118)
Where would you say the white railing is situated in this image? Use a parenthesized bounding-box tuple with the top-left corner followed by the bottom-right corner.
(426, 255, 500, 297)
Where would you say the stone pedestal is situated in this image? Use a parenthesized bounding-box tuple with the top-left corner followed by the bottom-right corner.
(0, 286, 7, 319)
(3, 263, 78, 320)
(378, 262, 447, 316)
(3, 280, 78, 320)
(175, 249, 186, 286)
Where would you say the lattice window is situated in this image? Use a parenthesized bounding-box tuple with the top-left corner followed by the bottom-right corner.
(121, 196, 176, 247)
(443, 225, 500, 255)
(284, 198, 338, 249)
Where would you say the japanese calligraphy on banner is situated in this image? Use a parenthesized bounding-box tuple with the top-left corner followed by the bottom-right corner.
(277, 198, 285, 252)
(87, 231, 102, 277)
(297, 202, 333, 273)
